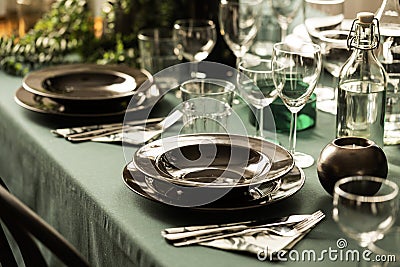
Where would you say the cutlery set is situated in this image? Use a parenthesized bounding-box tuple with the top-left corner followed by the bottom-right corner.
(52, 110, 183, 144)
(162, 210, 325, 248)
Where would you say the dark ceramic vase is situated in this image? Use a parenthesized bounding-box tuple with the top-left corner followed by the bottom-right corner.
(317, 137, 388, 195)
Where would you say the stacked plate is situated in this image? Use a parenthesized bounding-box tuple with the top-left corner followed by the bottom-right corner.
(122, 134, 305, 211)
(15, 64, 157, 117)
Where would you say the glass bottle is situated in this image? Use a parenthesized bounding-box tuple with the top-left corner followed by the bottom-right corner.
(375, 0, 400, 145)
(336, 12, 387, 148)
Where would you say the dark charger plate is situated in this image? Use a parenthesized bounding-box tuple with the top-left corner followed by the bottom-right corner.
(14, 87, 154, 117)
(122, 162, 305, 211)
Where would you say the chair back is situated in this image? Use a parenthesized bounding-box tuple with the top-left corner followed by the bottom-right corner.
(0, 177, 89, 267)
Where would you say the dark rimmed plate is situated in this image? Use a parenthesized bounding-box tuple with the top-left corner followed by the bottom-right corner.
(22, 64, 150, 101)
(14, 87, 154, 117)
(122, 162, 305, 211)
(133, 134, 294, 189)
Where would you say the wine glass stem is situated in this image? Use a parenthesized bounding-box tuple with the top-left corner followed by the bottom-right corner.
(280, 23, 288, 42)
(289, 111, 298, 155)
(255, 107, 264, 138)
(236, 56, 242, 68)
(190, 61, 199, 78)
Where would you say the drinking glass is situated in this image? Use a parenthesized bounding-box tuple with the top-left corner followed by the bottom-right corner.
(333, 176, 399, 249)
(272, 42, 322, 168)
(180, 78, 235, 134)
(173, 19, 217, 62)
(304, 0, 348, 114)
(138, 28, 181, 74)
(219, 0, 263, 66)
(271, 0, 303, 41)
(237, 58, 278, 138)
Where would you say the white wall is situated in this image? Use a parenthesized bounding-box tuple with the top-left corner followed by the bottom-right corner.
(344, 0, 383, 19)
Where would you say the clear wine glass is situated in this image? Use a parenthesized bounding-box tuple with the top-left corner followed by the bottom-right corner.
(173, 19, 217, 62)
(333, 176, 399, 249)
(304, 0, 349, 114)
(219, 0, 263, 66)
(237, 58, 279, 139)
(272, 42, 322, 168)
(271, 0, 303, 41)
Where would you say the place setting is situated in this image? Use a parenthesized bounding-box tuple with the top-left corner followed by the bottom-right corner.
(115, 57, 328, 260)
(111, 14, 326, 256)
(117, 58, 315, 209)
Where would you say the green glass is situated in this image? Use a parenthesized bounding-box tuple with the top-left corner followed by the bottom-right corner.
(271, 93, 317, 132)
(249, 93, 317, 132)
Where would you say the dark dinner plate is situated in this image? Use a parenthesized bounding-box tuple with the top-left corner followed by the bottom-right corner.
(15, 87, 155, 117)
(122, 162, 305, 211)
(22, 64, 150, 101)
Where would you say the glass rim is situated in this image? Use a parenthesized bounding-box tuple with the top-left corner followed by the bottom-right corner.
(220, 0, 263, 6)
(304, 0, 345, 4)
(237, 59, 272, 74)
(333, 176, 399, 203)
(173, 19, 216, 30)
(137, 28, 174, 41)
(180, 78, 235, 96)
(273, 42, 321, 55)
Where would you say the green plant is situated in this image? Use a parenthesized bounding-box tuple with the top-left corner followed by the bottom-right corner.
(0, 0, 94, 76)
(0, 0, 190, 76)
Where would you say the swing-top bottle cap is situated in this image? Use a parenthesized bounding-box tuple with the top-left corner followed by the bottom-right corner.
(357, 12, 374, 24)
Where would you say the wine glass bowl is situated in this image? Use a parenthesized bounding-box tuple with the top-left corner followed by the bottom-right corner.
(304, 0, 345, 44)
(333, 176, 399, 248)
(272, 0, 303, 41)
(272, 42, 322, 168)
(304, 0, 347, 77)
(219, 0, 263, 66)
(303, 0, 347, 114)
(173, 19, 217, 62)
(237, 58, 278, 138)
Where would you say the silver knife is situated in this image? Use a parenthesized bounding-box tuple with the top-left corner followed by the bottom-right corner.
(162, 214, 310, 241)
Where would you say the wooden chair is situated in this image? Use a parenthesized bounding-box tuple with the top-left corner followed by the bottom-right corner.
(0, 177, 89, 267)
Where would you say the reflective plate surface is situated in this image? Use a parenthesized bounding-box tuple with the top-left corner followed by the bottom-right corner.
(133, 134, 294, 188)
(22, 64, 150, 100)
(122, 162, 305, 211)
(15, 87, 155, 117)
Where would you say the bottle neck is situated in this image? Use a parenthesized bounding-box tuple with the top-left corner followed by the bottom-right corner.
(348, 20, 380, 50)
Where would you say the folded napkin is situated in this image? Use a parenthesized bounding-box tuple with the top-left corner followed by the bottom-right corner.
(200, 229, 311, 261)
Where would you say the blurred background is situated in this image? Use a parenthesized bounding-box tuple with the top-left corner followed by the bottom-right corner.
(0, 0, 388, 76)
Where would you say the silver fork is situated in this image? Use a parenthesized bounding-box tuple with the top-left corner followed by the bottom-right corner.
(171, 210, 325, 247)
(241, 210, 325, 237)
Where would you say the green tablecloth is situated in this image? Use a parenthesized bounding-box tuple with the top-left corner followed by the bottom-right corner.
(0, 70, 399, 267)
